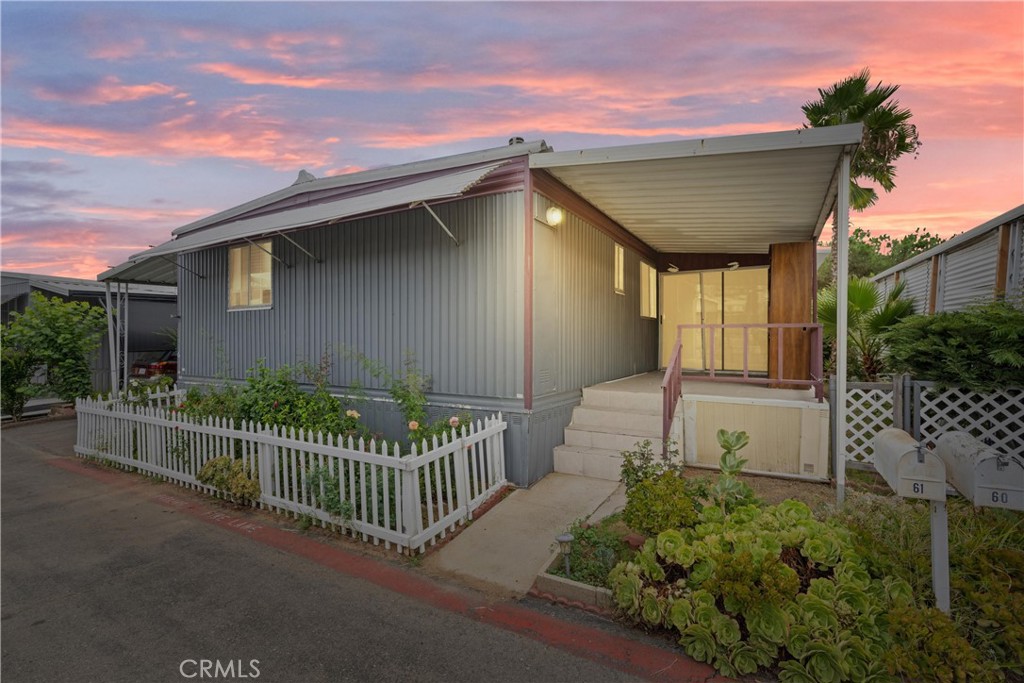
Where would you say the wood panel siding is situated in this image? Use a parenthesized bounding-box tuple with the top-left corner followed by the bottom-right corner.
(768, 241, 815, 383)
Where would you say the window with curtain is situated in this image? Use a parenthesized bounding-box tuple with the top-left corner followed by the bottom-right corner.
(640, 262, 657, 318)
(228, 240, 273, 309)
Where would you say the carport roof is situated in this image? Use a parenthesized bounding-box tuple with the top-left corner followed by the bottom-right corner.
(99, 124, 861, 285)
(530, 124, 862, 254)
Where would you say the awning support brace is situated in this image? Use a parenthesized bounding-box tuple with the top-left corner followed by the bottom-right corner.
(411, 201, 459, 246)
(275, 231, 321, 263)
(155, 254, 205, 279)
(245, 237, 291, 268)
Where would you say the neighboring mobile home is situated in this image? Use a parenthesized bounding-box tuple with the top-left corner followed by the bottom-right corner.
(99, 125, 861, 486)
(874, 204, 1024, 313)
(1, 271, 177, 394)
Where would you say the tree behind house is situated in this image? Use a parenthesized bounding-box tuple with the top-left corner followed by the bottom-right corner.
(2, 292, 107, 403)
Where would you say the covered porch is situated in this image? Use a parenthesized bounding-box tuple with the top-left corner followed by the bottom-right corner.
(534, 124, 861, 485)
(554, 371, 830, 482)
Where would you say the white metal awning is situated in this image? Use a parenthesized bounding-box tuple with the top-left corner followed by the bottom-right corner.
(530, 124, 863, 253)
(99, 162, 507, 285)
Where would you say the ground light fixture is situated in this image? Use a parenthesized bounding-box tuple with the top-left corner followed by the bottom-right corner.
(556, 533, 574, 577)
(545, 206, 564, 227)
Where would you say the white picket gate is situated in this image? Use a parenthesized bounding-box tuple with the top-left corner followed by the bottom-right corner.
(74, 396, 508, 553)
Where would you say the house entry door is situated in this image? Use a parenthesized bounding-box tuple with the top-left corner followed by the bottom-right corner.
(659, 268, 769, 372)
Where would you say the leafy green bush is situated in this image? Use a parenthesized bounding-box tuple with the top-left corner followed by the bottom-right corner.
(883, 299, 1024, 390)
(197, 456, 261, 504)
(885, 605, 1002, 683)
(1, 346, 37, 421)
(832, 493, 1024, 679)
(179, 358, 369, 441)
(306, 463, 355, 523)
(549, 516, 634, 587)
(2, 292, 106, 402)
(623, 472, 700, 537)
(620, 439, 685, 491)
(609, 500, 909, 680)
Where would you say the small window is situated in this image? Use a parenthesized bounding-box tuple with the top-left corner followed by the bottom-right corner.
(614, 244, 625, 295)
(640, 262, 657, 318)
(228, 240, 273, 309)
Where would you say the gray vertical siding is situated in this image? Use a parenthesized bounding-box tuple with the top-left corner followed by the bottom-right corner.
(531, 193, 659, 397)
(901, 260, 931, 313)
(178, 192, 525, 400)
(937, 230, 999, 311)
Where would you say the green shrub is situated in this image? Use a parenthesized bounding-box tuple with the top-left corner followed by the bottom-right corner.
(197, 456, 261, 504)
(620, 439, 684, 492)
(1, 347, 37, 421)
(830, 493, 1024, 679)
(179, 358, 369, 442)
(549, 516, 634, 587)
(623, 472, 700, 537)
(2, 292, 106, 402)
(883, 299, 1024, 390)
(609, 500, 908, 680)
(884, 605, 1002, 683)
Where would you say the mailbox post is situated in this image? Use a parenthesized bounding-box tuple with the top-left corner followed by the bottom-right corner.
(873, 429, 951, 613)
(936, 432, 1024, 511)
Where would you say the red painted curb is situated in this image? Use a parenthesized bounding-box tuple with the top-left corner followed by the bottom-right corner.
(49, 456, 723, 682)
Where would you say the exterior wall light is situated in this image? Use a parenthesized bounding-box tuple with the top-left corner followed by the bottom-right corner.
(545, 206, 564, 227)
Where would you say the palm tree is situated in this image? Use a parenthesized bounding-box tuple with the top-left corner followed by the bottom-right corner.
(803, 68, 922, 283)
(818, 277, 915, 381)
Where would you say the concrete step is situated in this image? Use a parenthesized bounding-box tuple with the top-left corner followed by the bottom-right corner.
(581, 386, 662, 412)
(564, 426, 660, 452)
(552, 445, 624, 482)
(570, 406, 663, 433)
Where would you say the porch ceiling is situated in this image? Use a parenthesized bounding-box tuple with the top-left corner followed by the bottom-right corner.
(529, 124, 863, 254)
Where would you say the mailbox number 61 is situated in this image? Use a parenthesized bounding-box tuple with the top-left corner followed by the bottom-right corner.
(912, 482, 924, 494)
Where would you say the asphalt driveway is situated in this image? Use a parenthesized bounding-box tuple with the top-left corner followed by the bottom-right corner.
(1, 420, 710, 683)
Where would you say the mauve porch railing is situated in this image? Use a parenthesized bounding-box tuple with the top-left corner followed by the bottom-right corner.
(661, 322, 825, 452)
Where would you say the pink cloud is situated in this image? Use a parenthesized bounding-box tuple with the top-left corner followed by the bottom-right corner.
(34, 76, 182, 105)
(193, 62, 378, 90)
(3, 106, 334, 170)
(71, 205, 213, 222)
(87, 36, 148, 61)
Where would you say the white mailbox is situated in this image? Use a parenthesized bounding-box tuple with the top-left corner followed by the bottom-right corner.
(873, 429, 947, 501)
(936, 432, 1024, 511)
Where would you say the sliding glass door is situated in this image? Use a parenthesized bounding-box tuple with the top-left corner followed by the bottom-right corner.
(660, 268, 768, 372)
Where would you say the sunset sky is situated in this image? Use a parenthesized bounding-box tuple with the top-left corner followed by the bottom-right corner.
(2, 1, 1022, 280)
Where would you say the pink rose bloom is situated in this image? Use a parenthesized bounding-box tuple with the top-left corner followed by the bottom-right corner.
(408, 420, 419, 431)
(449, 416, 460, 428)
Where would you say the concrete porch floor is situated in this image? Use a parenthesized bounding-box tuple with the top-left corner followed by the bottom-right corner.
(602, 370, 820, 403)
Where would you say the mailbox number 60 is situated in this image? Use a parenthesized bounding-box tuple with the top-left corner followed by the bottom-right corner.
(912, 482, 924, 494)
(992, 491, 1009, 504)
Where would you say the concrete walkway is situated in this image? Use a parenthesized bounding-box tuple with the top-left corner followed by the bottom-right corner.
(423, 473, 626, 597)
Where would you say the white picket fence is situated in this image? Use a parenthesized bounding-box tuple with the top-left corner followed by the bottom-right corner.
(74, 396, 508, 553)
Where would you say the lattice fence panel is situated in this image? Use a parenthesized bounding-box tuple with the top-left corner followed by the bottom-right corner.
(844, 385, 895, 466)
(916, 385, 1024, 453)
